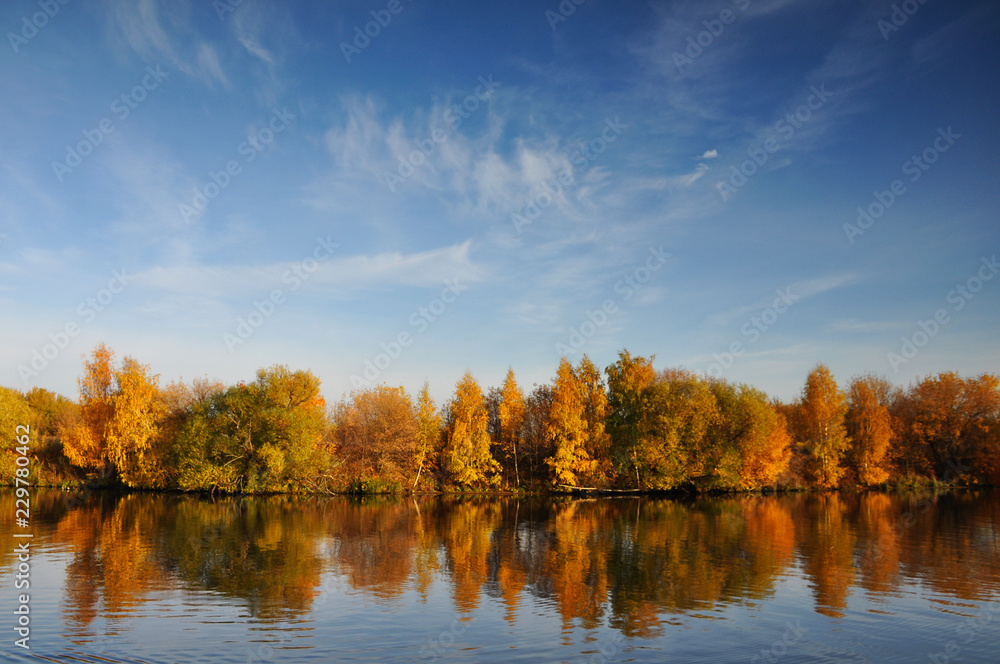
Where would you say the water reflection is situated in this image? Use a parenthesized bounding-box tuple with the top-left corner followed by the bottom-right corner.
(3, 490, 999, 655)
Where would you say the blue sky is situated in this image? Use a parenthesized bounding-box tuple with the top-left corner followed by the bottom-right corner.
(2, 0, 998, 405)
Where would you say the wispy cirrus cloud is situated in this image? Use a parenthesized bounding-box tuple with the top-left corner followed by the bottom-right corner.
(134, 240, 483, 298)
(705, 272, 863, 327)
(103, 0, 229, 88)
(321, 93, 583, 217)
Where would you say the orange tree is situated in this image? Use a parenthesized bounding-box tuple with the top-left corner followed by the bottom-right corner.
(442, 371, 500, 488)
(62, 344, 163, 488)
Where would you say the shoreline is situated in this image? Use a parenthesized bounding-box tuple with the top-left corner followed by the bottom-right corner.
(7, 481, 992, 499)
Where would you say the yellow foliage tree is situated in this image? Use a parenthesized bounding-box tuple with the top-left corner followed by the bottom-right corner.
(0, 387, 33, 483)
(443, 371, 500, 487)
(498, 368, 525, 488)
(545, 358, 596, 486)
(798, 364, 849, 488)
(62, 344, 162, 487)
(414, 382, 442, 488)
(576, 356, 609, 480)
(107, 357, 163, 487)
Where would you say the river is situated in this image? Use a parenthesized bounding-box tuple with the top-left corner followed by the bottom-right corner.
(2, 489, 998, 662)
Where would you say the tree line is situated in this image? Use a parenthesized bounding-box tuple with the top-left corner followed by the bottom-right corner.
(1, 343, 998, 493)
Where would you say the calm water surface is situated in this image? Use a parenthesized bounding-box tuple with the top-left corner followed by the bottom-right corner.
(2, 490, 998, 663)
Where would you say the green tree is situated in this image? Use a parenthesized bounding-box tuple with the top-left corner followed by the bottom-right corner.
(176, 366, 329, 493)
(639, 369, 717, 489)
(0, 387, 33, 483)
(605, 350, 656, 487)
(24, 387, 75, 441)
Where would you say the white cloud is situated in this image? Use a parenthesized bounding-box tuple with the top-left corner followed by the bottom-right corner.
(321, 94, 589, 217)
(104, 0, 230, 88)
(656, 163, 709, 190)
(706, 272, 862, 327)
(195, 43, 230, 89)
(134, 241, 484, 298)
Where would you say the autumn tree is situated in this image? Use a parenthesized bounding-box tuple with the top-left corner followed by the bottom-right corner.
(576, 356, 610, 483)
(175, 366, 330, 493)
(605, 350, 656, 487)
(796, 364, 849, 488)
(0, 387, 33, 483)
(62, 344, 116, 477)
(896, 372, 1000, 483)
(334, 385, 419, 486)
(24, 387, 76, 442)
(21, 387, 79, 482)
(106, 357, 163, 487)
(639, 369, 717, 489)
(443, 371, 500, 488)
(522, 384, 554, 483)
(708, 381, 791, 489)
(157, 378, 225, 450)
(845, 374, 896, 486)
(61, 344, 164, 487)
(414, 382, 443, 489)
(497, 369, 526, 488)
(545, 358, 595, 486)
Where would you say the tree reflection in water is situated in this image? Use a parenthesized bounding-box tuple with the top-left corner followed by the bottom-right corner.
(14, 489, 995, 638)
